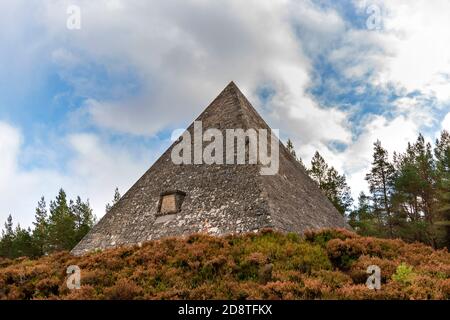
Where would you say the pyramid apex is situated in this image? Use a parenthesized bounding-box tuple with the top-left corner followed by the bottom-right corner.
(225, 80, 238, 90)
(221, 81, 246, 100)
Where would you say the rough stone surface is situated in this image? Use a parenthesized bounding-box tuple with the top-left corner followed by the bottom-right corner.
(71, 82, 350, 255)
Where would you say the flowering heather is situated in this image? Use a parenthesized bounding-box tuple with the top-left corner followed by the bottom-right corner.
(0, 229, 449, 300)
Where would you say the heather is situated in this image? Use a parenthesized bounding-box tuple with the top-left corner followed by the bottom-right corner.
(0, 229, 449, 300)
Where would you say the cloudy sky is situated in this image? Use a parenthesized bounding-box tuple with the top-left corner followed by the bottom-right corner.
(1, 0, 450, 227)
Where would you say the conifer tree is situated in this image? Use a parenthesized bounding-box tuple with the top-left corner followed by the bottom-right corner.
(32, 197, 48, 256)
(286, 139, 296, 159)
(325, 167, 353, 215)
(366, 140, 396, 237)
(48, 189, 77, 251)
(0, 215, 14, 257)
(12, 225, 35, 258)
(393, 134, 438, 246)
(309, 151, 353, 215)
(434, 130, 450, 247)
(72, 196, 96, 243)
(286, 138, 308, 170)
(349, 192, 378, 235)
(309, 151, 329, 189)
(106, 187, 121, 213)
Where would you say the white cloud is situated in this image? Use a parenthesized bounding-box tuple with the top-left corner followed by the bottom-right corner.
(297, 111, 423, 200)
(0, 121, 153, 228)
(37, 0, 353, 144)
(0, 122, 63, 227)
(351, 0, 450, 103)
(2, 0, 450, 224)
(0, 122, 22, 183)
(442, 113, 450, 132)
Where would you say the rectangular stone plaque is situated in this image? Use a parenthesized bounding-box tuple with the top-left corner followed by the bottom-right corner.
(156, 190, 186, 216)
(160, 194, 177, 214)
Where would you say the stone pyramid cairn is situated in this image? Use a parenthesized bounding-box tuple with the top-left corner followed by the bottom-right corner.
(71, 82, 349, 255)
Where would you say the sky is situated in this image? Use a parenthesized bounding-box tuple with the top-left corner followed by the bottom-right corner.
(1, 0, 450, 228)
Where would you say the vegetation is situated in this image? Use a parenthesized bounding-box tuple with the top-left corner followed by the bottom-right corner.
(105, 188, 121, 213)
(350, 131, 450, 249)
(289, 130, 450, 249)
(308, 151, 353, 215)
(0, 229, 448, 300)
(0, 189, 96, 259)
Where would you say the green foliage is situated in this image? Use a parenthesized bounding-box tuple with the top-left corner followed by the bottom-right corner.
(435, 131, 450, 248)
(286, 139, 296, 159)
(304, 228, 357, 247)
(285, 138, 307, 170)
(326, 167, 353, 215)
(392, 263, 415, 285)
(0, 215, 14, 258)
(308, 151, 353, 215)
(309, 151, 329, 189)
(0, 189, 96, 259)
(105, 187, 121, 213)
(365, 140, 396, 236)
(48, 189, 76, 251)
(72, 196, 96, 244)
(0, 216, 40, 258)
(33, 197, 48, 256)
(12, 226, 35, 258)
(347, 131, 450, 249)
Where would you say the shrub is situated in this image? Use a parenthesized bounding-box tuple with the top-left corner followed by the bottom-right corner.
(392, 263, 415, 285)
(311, 270, 353, 289)
(103, 278, 142, 300)
(326, 239, 365, 270)
(304, 228, 358, 246)
(349, 256, 398, 284)
(0, 229, 448, 300)
(440, 279, 450, 299)
(63, 285, 97, 300)
(35, 277, 60, 298)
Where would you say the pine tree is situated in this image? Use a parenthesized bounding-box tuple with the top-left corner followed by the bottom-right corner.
(297, 156, 307, 170)
(308, 151, 353, 215)
(434, 130, 450, 248)
(4, 214, 13, 237)
(106, 187, 121, 213)
(0, 190, 97, 257)
(0, 215, 14, 257)
(325, 167, 353, 215)
(286, 139, 297, 159)
(309, 151, 329, 189)
(32, 197, 48, 256)
(285, 138, 307, 170)
(393, 134, 438, 246)
(393, 145, 422, 221)
(349, 192, 378, 235)
(366, 140, 396, 237)
(12, 225, 35, 258)
(48, 189, 77, 251)
(72, 196, 96, 243)
(414, 134, 436, 222)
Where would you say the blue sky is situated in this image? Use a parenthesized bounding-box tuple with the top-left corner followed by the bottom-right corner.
(1, 0, 450, 227)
